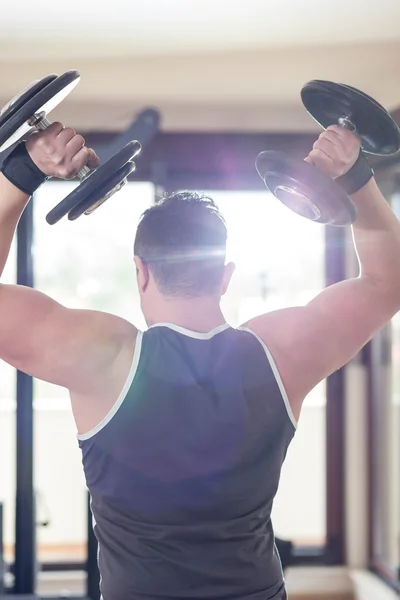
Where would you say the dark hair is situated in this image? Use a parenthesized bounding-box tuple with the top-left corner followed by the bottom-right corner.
(134, 191, 227, 297)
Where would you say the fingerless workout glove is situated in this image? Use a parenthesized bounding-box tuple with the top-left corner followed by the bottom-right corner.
(335, 151, 374, 195)
(0, 143, 48, 196)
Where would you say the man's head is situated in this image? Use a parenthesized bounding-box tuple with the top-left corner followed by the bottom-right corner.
(133, 191, 235, 323)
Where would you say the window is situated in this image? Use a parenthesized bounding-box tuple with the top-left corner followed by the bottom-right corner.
(205, 190, 326, 547)
(369, 192, 400, 589)
(389, 315, 400, 573)
(0, 241, 17, 568)
(389, 194, 400, 582)
(33, 181, 154, 594)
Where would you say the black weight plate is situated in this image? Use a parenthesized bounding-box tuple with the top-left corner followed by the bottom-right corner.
(45, 141, 142, 225)
(301, 80, 400, 156)
(0, 70, 80, 152)
(255, 150, 357, 227)
(68, 161, 136, 221)
(0, 74, 58, 128)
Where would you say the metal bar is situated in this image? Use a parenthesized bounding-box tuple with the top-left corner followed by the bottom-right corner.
(37, 561, 86, 572)
(0, 597, 90, 600)
(324, 226, 346, 564)
(291, 545, 325, 565)
(86, 494, 100, 600)
(96, 108, 160, 162)
(0, 503, 4, 595)
(14, 198, 36, 594)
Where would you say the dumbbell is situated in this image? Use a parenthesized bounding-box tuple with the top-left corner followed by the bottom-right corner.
(255, 80, 400, 226)
(0, 70, 142, 224)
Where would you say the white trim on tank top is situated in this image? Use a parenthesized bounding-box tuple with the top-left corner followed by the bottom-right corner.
(238, 327, 298, 430)
(77, 331, 144, 441)
(76, 324, 230, 441)
(76, 321, 297, 440)
(147, 322, 231, 339)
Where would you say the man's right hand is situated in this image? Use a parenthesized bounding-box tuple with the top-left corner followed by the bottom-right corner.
(305, 125, 361, 179)
(25, 122, 100, 180)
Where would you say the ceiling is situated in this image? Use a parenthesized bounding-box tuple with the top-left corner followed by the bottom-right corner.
(0, 1, 399, 133)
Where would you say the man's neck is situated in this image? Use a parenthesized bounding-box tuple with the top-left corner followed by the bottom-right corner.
(147, 296, 226, 333)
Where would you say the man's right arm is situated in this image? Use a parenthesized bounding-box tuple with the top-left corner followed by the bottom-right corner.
(0, 173, 30, 274)
(0, 128, 137, 436)
(243, 135, 400, 421)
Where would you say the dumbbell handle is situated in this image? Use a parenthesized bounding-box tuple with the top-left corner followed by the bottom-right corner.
(31, 113, 91, 181)
(338, 116, 356, 131)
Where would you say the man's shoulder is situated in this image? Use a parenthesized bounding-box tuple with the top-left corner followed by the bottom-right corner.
(70, 312, 140, 436)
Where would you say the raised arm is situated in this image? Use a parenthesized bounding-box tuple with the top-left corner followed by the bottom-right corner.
(244, 126, 400, 421)
(0, 128, 136, 404)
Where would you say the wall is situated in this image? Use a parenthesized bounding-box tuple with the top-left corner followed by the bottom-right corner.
(0, 41, 399, 133)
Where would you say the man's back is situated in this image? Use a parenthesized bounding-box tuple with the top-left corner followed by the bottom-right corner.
(79, 324, 295, 600)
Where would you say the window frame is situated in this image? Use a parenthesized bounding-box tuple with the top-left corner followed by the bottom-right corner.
(364, 185, 400, 592)
(365, 202, 400, 595)
(366, 329, 400, 592)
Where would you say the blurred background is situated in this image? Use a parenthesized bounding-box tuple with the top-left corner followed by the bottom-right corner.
(0, 1, 399, 599)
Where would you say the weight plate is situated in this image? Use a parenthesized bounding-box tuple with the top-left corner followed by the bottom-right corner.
(0, 70, 80, 152)
(46, 140, 142, 225)
(0, 74, 58, 128)
(301, 80, 400, 156)
(256, 150, 357, 227)
(68, 161, 136, 221)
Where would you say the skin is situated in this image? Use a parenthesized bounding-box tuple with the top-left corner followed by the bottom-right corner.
(0, 124, 400, 434)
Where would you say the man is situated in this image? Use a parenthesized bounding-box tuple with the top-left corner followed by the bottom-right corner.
(1, 121, 400, 600)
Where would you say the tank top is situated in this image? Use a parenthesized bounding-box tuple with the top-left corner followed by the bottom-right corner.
(78, 323, 297, 600)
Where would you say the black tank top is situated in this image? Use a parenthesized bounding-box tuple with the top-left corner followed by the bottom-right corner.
(78, 323, 296, 600)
